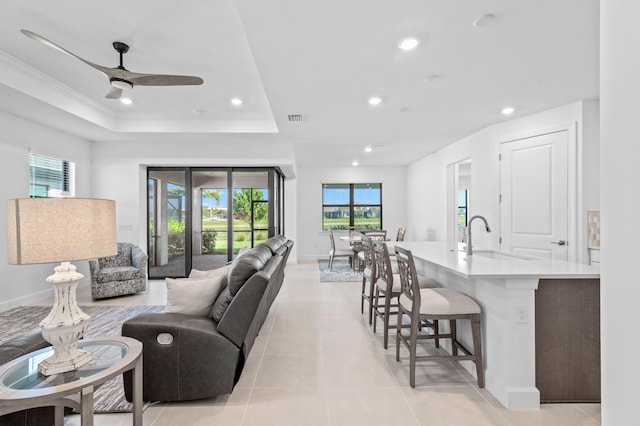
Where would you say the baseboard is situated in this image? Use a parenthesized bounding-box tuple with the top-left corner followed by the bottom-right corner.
(0, 278, 91, 313)
(0, 288, 52, 312)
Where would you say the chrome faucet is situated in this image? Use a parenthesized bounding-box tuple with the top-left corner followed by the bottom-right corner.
(465, 215, 491, 255)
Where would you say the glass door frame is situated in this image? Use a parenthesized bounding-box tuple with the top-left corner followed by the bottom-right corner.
(147, 166, 285, 279)
(146, 167, 192, 279)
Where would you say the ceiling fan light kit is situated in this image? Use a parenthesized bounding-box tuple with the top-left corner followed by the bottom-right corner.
(110, 78, 133, 90)
(21, 29, 204, 100)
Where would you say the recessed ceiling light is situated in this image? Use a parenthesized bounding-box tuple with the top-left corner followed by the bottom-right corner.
(398, 38, 419, 50)
(364, 145, 373, 153)
(368, 96, 382, 106)
(501, 107, 515, 115)
(352, 160, 359, 166)
(120, 97, 132, 105)
(473, 14, 495, 28)
(231, 98, 243, 106)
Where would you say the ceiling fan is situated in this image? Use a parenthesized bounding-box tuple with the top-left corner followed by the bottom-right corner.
(21, 29, 204, 100)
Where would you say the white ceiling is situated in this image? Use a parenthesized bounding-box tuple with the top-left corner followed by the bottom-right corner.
(0, 0, 599, 167)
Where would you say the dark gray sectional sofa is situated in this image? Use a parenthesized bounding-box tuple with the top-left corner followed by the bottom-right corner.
(0, 329, 65, 425)
(122, 235, 293, 402)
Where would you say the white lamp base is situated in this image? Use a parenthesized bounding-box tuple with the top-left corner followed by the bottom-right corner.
(38, 261, 91, 376)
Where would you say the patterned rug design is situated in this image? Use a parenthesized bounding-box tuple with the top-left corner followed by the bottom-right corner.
(317, 259, 362, 282)
(0, 304, 164, 413)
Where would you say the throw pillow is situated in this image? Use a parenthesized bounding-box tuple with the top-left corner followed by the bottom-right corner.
(165, 275, 226, 317)
(189, 264, 229, 279)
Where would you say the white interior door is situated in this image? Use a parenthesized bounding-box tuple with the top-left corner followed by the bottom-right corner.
(500, 131, 569, 260)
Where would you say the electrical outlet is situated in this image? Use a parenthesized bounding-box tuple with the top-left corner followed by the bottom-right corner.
(516, 306, 528, 324)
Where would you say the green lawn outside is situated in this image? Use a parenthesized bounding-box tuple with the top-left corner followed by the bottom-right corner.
(200, 222, 268, 253)
(202, 219, 267, 231)
(168, 217, 269, 259)
(323, 217, 381, 230)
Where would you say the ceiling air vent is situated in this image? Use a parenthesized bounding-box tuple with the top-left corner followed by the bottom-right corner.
(287, 114, 304, 122)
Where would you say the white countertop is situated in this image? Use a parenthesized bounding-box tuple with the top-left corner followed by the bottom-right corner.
(393, 241, 600, 279)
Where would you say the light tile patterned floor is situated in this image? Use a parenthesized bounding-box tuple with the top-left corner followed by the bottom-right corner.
(56, 260, 600, 425)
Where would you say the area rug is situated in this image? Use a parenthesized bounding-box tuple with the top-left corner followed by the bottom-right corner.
(317, 259, 362, 282)
(0, 304, 165, 413)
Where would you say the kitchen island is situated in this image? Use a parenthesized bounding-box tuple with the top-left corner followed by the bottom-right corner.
(394, 241, 600, 410)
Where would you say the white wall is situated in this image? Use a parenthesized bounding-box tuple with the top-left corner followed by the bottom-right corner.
(90, 139, 298, 261)
(407, 101, 600, 263)
(600, 0, 639, 423)
(0, 110, 92, 311)
(295, 165, 407, 260)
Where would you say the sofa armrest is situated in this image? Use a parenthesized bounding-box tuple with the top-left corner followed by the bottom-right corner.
(122, 313, 240, 402)
(88, 259, 100, 275)
(131, 246, 148, 271)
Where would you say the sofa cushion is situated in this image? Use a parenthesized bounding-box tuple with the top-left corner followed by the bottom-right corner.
(189, 264, 229, 279)
(94, 266, 142, 283)
(210, 287, 234, 322)
(274, 245, 287, 256)
(227, 252, 269, 296)
(0, 328, 48, 365)
(166, 275, 226, 317)
(247, 245, 273, 264)
(257, 237, 285, 254)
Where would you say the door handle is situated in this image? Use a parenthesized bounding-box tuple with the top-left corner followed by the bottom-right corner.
(550, 240, 567, 246)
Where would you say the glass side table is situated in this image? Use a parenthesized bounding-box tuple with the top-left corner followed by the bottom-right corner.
(0, 336, 143, 426)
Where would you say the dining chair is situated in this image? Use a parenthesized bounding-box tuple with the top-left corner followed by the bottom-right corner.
(394, 245, 485, 388)
(328, 229, 353, 271)
(363, 229, 387, 241)
(360, 237, 377, 324)
(349, 228, 365, 271)
(396, 227, 406, 242)
(372, 240, 438, 349)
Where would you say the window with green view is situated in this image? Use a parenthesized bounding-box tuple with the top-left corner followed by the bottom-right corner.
(322, 183, 382, 230)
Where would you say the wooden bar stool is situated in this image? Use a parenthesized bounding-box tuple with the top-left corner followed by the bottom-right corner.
(394, 246, 485, 388)
(372, 241, 438, 349)
(360, 237, 377, 324)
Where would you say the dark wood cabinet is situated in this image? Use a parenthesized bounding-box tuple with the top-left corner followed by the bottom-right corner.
(535, 278, 600, 402)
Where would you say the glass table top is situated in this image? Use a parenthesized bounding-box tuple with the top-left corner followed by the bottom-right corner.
(0, 340, 129, 391)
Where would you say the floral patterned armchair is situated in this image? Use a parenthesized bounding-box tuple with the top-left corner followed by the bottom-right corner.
(88, 242, 147, 300)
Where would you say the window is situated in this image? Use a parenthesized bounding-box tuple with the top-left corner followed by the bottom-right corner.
(458, 189, 468, 227)
(29, 152, 75, 197)
(322, 183, 382, 230)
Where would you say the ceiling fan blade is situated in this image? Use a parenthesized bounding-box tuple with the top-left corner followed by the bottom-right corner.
(22, 29, 204, 97)
(127, 73, 204, 87)
(21, 29, 114, 77)
(105, 87, 123, 99)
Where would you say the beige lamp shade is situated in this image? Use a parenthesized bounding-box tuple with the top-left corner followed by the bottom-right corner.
(6, 197, 117, 265)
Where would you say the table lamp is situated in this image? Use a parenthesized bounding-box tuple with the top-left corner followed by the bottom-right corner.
(6, 197, 116, 375)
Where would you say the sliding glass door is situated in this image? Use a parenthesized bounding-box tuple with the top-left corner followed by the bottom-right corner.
(147, 169, 190, 278)
(148, 167, 284, 279)
(192, 170, 229, 272)
(232, 170, 270, 254)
